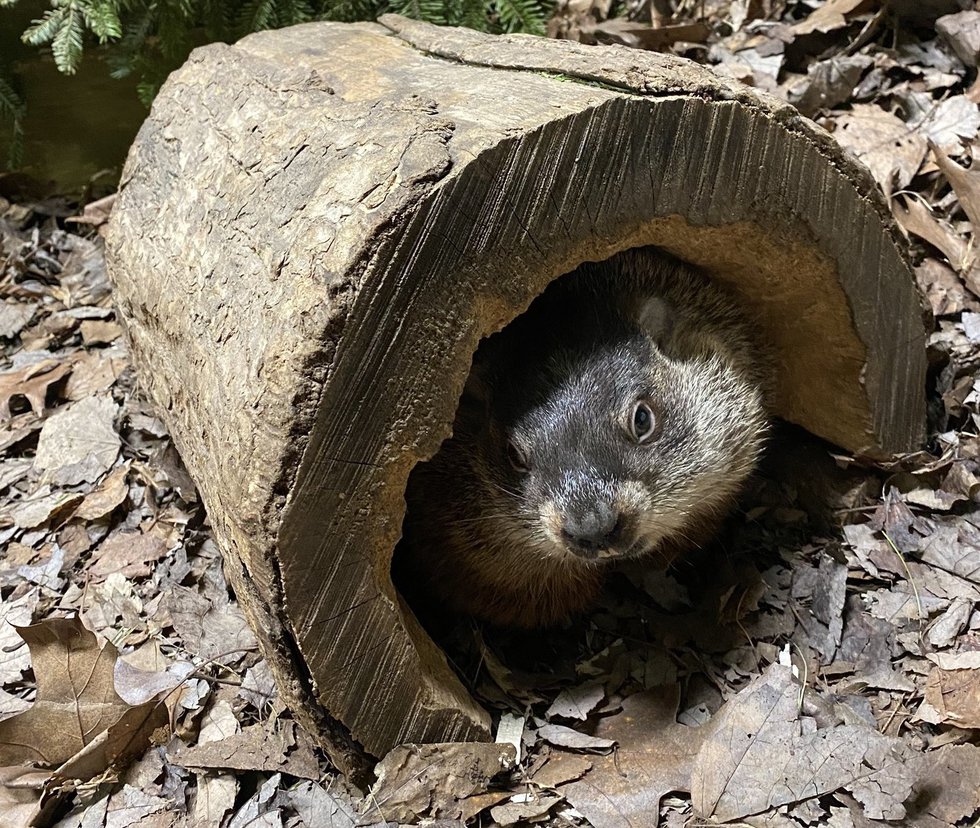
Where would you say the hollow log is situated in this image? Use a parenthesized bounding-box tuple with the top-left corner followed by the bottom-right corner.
(105, 16, 927, 775)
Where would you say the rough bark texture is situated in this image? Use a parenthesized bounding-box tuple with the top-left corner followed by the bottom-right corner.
(105, 16, 927, 770)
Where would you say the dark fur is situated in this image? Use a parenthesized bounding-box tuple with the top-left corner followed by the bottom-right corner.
(399, 248, 770, 628)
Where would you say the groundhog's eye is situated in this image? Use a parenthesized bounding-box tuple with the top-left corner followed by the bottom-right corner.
(630, 401, 658, 444)
(507, 439, 530, 473)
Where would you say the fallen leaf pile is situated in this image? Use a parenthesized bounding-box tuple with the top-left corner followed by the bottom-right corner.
(4, 1, 980, 826)
(0, 200, 353, 826)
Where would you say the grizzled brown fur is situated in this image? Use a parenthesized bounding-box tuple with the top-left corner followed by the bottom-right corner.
(399, 248, 771, 628)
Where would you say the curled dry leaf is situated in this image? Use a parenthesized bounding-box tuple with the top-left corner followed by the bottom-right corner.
(930, 140, 980, 230)
(0, 360, 73, 421)
(893, 195, 972, 273)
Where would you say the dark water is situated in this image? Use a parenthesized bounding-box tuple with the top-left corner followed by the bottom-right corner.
(1, 2, 150, 193)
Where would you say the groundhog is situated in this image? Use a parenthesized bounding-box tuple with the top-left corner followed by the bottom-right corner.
(397, 247, 771, 628)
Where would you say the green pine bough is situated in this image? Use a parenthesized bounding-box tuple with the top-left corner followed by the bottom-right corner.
(0, 0, 551, 170)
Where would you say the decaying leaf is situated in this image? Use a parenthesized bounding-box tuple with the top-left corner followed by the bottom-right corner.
(33, 396, 121, 485)
(362, 742, 516, 824)
(833, 105, 927, 193)
(170, 719, 319, 780)
(923, 664, 980, 728)
(0, 360, 73, 420)
(561, 685, 705, 828)
(691, 664, 915, 822)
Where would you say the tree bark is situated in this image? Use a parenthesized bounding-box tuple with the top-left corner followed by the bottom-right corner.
(105, 15, 926, 775)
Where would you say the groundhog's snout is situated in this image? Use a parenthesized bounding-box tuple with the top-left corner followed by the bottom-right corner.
(559, 502, 629, 559)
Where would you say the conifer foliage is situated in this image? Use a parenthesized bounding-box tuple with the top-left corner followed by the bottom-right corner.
(0, 0, 550, 165)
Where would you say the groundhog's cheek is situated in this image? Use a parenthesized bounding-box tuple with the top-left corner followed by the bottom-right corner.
(538, 500, 564, 547)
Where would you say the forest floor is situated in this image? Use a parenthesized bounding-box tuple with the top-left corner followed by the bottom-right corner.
(3, 1, 980, 827)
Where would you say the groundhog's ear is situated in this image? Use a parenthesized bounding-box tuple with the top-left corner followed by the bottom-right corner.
(637, 296, 675, 345)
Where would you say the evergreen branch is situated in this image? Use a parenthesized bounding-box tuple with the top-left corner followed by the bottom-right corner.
(21, 7, 67, 46)
(51, 3, 86, 73)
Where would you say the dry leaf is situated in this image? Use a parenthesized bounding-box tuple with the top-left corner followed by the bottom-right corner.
(546, 682, 605, 721)
(0, 617, 165, 767)
(792, 0, 876, 36)
(362, 742, 516, 824)
(75, 463, 131, 521)
(80, 319, 122, 346)
(0, 588, 38, 684)
(561, 685, 704, 828)
(288, 780, 357, 828)
(893, 196, 972, 271)
(166, 585, 258, 663)
(490, 792, 561, 825)
(936, 11, 980, 67)
(88, 529, 168, 582)
(833, 105, 927, 193)
(64, 350, 127, 401)
(691, 665, 915, 822)
(0, 360, 73, 420)
(34, 396, 120, 485)
(536, 723, 615, 751)
(924, 665, 980, 728)
(915, 96, 980, 152)
(6, 487, 83, 530)
(0, 303, 35, 339)
(789, 55, 872, 117)
(931, 141, 980, 230)
(66, 193, 117, 228)
(531, 752, 592, 789)
(52, 236, 111, 307)
(170, 720, 319, 780)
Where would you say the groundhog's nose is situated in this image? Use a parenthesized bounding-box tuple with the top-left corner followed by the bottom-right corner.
(561, 506, 624, 557)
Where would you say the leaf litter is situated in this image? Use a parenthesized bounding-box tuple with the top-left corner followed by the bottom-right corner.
(5, 2, 980, 826)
